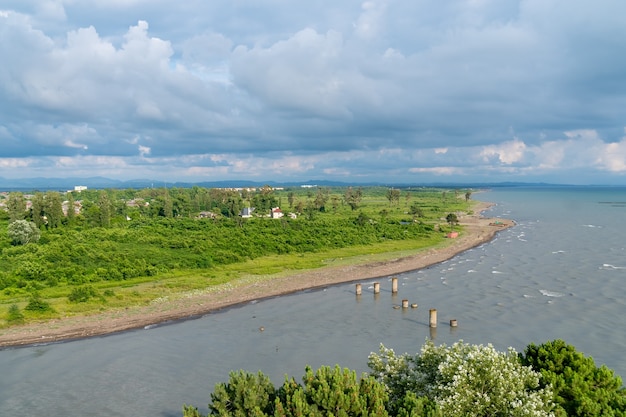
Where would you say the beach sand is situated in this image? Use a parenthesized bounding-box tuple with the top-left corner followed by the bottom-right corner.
(0, 202, 513, 348)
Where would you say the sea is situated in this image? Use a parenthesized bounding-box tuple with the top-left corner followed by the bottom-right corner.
(0, 186, 625, 417)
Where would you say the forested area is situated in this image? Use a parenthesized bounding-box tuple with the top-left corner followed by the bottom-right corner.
(0, 185, 469, 325)
(183, 339, 626, 417)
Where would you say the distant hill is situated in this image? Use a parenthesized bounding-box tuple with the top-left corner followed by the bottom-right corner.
(0, 176, 586, 192)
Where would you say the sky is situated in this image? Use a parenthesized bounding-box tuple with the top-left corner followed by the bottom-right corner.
(1, 0, 626, 185)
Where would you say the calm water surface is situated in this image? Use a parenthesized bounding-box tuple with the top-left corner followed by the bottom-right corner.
(1, 187, 625, 416)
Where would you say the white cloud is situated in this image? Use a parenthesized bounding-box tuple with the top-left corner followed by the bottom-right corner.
(597, 140, 626, 172)
(1, 1, 626, 184)
(480, 139, 527, 164)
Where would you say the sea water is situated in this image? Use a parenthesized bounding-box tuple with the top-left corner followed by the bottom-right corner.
(0, 186, 625, 416)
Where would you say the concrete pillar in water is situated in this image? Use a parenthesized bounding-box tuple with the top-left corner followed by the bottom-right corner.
(429, 309, 437, 328)
(355, 283, 362, 295)
(374, 282, 380, 294)
(392, 277, 398, 294)
(450, 319, 458, 327)
(402, 299, 409, 308)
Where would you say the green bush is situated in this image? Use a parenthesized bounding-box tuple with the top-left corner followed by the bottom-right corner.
(68, 285, 100, 303)
(25, 294, 54, 313)
(6, 304, 24, 324)
(521, 339, 626, 417)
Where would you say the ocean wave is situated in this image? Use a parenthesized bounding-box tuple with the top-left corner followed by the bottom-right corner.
(539, 289, 565, 297)
(600, 263, 626, 270)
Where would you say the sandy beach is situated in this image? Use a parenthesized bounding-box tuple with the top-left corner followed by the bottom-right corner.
(0, 201, 513, 348)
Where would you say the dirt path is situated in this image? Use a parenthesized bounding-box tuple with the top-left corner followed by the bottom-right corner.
(0, 202, 513, 348)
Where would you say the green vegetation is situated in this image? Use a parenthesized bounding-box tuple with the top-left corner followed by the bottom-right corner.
(0, 186, 471, 327)
(184, 340, 625, 417)
(521, 340, 626, 416)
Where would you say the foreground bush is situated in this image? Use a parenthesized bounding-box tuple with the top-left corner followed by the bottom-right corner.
(521, 339, 626, 417)
(368, 340, 554, 417)
(185, 340, 626, 416)
(183, 365, 389, 417)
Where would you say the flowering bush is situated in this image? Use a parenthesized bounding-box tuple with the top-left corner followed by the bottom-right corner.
(368, 340, 554, 417)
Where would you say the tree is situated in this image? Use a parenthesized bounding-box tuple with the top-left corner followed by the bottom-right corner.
(409, 203, 424, 220)
(368, 340, 554, 417)
(44, 191, 64, 228)
(6, 192, 26, 222)
(65, 192, 76, 224)
(465, 191, 472, 202)
(7, 220, 41, 245)
(253, 185, 277, 212)
(30, 192, 45, 228)
(445, 213, 458, 229)
(314, 187, 329, 211)
(344, 187, 363, 211)
(187, 366, 390, 417)
(521, 339, 626, 417)
(97, 191, 112, 226)
(386, 188, 401, 206)
(206, 370, 276, 416)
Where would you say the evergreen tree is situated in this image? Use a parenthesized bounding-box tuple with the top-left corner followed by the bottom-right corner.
(97, 191, 112, 227)
(44, 191, 64, 228)
(6, 192, 26, 222)
(521, 339, 626, 417)
(65, 192, 76, 224)
(30, 192, 45, 228)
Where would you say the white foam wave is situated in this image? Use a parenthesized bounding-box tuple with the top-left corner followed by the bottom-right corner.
(467, 269, 476, 273)
(551, 250, 566, 254)
(600, 264, 626, 270)
(492, 270, 504, 274)
(539, 289, 565, 297)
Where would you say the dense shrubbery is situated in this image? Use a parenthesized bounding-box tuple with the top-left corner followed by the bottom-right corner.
(0, 186, 466, 324)
(0, 216, 434, 292)
(184, 340, 625, 417)
(521, 340, 626, 416)
(0, 186, 454, 296)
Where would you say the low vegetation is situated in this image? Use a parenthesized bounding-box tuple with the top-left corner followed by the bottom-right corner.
(0, 185, 472, 326)
(183, 339, 625, 417)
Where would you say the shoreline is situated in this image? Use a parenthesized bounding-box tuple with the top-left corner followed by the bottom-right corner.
(0, 201, 513, 349)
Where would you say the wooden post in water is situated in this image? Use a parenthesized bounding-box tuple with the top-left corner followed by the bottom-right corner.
(392, 277, 398, 294)
(450, 319, 458, 327)
(429, 309, 438, 328)
(374, 282, 380, 294)
(355, 283, 362, 295)
(402, 299, 409, 309)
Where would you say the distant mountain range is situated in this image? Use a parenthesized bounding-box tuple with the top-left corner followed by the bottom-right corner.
(0, 176, 603, 192)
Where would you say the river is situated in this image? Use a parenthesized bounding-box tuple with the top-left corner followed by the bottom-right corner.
(0, 186, 624, 416)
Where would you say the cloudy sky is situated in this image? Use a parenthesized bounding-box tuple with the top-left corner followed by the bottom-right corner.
(1, 0, 626, 185)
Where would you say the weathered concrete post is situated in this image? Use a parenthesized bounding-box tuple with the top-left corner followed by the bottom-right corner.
(391, 277, 398, 294)
(402, 299, 409, 309)
(373, 282, 380, 294)
(429, 309, 437, 328)
(355, 283, 362, 295)
(449, 319, 458, 327)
